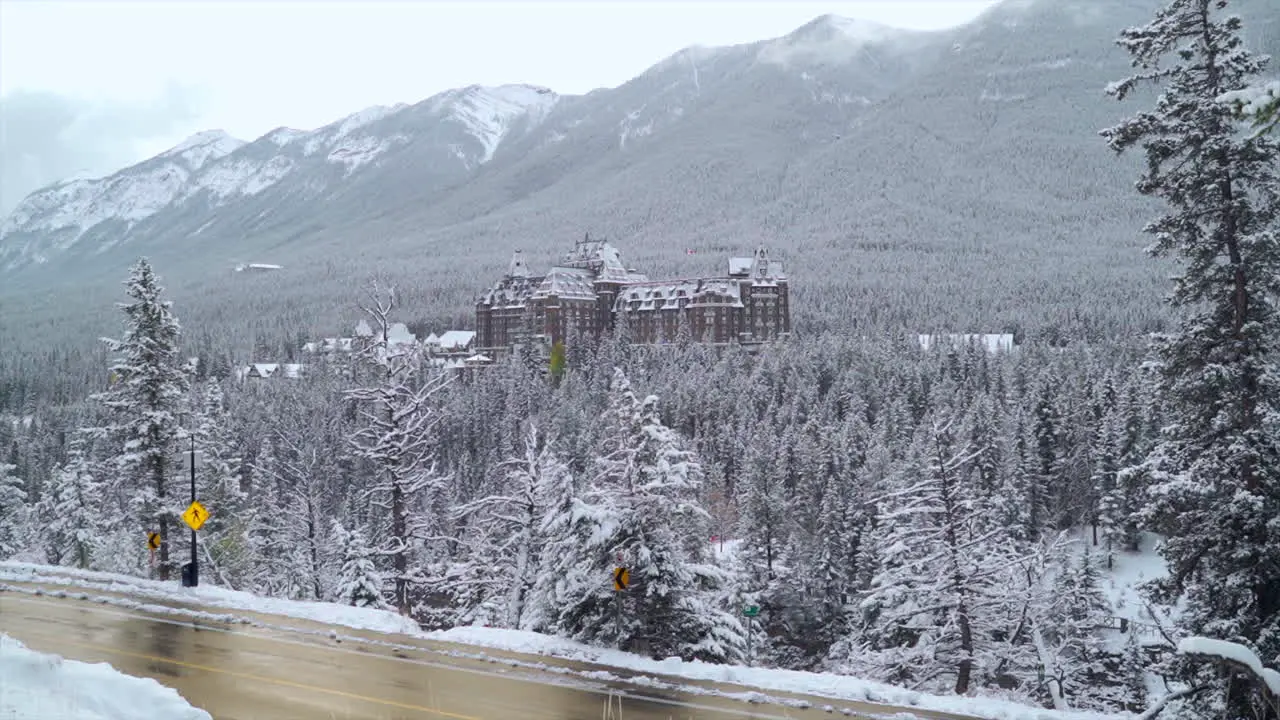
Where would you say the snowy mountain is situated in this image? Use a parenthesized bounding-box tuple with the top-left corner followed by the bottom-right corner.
(0, 84, 558, 272)
(0, 130, 245, 264)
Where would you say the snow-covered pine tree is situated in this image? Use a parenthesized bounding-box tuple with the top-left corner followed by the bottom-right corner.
(847, 403, 1020, 695)
(1103, 3, 1280, 717)
(551, 369, 743, 662)
(346, 284, 451, 615)
(0, 461, 28, 559)
(36, 438, 101, 568)
(1117, 631, 1151, 713)
(1043, 544, 1117, 712)
(446, 424, 567, 628)
(1092, 401, 1131, 568)
(334, 521, 388, 609)
(191, 378, 248, 588)
(520, 432, 582, 635)
(245, 435, 290, 596)
(92, 258, 190, 580)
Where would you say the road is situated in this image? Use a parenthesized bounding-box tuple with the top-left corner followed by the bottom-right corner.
(0, 589, 972, 720)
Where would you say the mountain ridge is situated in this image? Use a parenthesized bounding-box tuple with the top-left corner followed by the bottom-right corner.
(0, 10, 954, 271)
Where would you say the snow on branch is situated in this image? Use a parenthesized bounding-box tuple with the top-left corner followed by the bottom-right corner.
(1177, 636, 1280, 700)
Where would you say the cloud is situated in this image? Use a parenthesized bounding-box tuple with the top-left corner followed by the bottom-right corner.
(0, 83, 204, 216)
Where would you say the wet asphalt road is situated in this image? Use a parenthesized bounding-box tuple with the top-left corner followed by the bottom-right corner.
(0, 589, 972, 720)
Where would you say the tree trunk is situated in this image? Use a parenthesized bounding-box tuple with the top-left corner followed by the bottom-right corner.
(955, 599, 973, 695)
(306, 492, 322, 600)
(157, 457, 171, 581)
(392, 479, 408, 614)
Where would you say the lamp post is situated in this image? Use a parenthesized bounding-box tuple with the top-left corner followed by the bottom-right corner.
(186, 430, 198, 588)
(175, 415, 199, 588)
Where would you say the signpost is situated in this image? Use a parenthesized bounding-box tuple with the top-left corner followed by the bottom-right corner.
(177, 436, 205, 587)
(147, 531, 160, 570)
(743, 604, 761, 665)
(612, 566, 630, 649)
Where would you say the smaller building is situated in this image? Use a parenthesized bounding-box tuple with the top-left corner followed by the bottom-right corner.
(236, 363, 306, 381)
(917, 333, 1017, 354)
(431, 330, 477, 354)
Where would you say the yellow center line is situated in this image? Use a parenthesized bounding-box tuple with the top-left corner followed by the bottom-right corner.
(43, 635, 481, 720)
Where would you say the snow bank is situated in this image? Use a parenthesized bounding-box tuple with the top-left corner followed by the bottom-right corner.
(0, 633, 210, 720)
(1, 561, 1118, 720)
(425, 626, 1120, 720)
(1178, 637, 1280, 698)
(0, 562, 419, 635)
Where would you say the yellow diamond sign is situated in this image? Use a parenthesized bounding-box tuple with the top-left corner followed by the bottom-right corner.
(181, 501, 209, 532)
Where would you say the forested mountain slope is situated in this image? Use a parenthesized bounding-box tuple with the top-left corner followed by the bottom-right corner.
(3, 0, 1275, 381)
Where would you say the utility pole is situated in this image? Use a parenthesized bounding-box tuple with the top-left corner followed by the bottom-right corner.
(188, 433, 198, 587)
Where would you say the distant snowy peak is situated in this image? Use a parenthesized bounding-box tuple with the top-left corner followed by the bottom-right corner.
(758, 14, 924, 66)
(265, 127, 307, 146)
(433, 84, 560, 162)
(0, 132, 243, 248)
(976, 0, 1114, 29)
(815, 14, 914, 44)
(159, 129, 247, 171)
(298, 103, 410, 157)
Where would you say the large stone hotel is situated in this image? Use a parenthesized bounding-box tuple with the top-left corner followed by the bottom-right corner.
(475, 235, 790, 353)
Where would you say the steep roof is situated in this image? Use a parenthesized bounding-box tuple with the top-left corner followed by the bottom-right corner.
(616, 278, 744, 310)
(438, 330, 476, 350)
(533, 267, 597, 300)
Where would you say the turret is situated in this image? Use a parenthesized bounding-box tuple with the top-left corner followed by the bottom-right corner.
(508, 249, 530, 279)
(751, 246, 772, 279)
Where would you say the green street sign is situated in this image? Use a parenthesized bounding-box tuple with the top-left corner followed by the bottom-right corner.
(743, 605, 760, 617)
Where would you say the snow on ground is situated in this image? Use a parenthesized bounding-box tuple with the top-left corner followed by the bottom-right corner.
(424, 626, 1118, 720)
(0, 561, 1119, 720)
(1062, 529, 1177, 638)
(0, 633, 210, 720)
(0, 562, 418, 635)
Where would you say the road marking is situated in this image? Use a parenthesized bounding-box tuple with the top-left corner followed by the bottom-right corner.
(15, 633, 480, 720)
(0, 593, 872, 720)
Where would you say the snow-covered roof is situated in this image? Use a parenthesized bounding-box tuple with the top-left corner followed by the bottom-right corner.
(561, 238, 634, 283)
(917, 334, 1015, 354)
(480, 274, 541, 308)
(437, 330, 476, 351)
(616, 278, 744, 311)
(533, 267, 597, 300)
(303, 337, 355, 353)
(424, 332, 440, 345)
(386, 322, 416, 347)
(241, 363, 305, 379)
(728, 253, 785, 282)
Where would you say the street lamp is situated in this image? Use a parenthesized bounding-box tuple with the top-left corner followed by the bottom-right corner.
(175, 415, 202, 588)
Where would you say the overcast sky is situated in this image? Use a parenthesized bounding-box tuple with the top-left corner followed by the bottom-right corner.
(0, 1, 996, 214)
